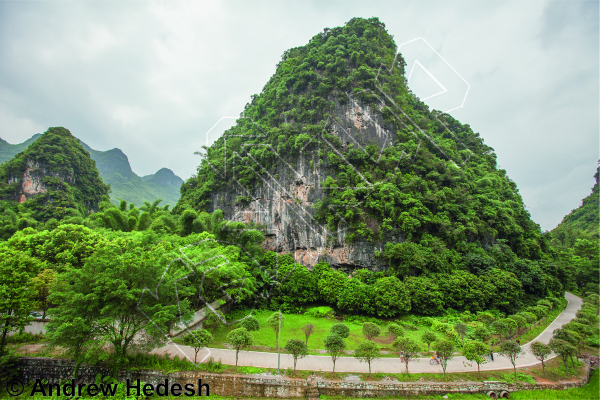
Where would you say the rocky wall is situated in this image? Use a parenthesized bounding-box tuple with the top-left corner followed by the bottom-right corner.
(15, 357, 592, 399)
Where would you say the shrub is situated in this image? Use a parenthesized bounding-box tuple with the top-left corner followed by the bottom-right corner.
(304, 306, 334, 318)
(330, 323, 350, 338)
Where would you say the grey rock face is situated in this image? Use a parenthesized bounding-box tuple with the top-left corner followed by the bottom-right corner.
(209, 96, 398, 270)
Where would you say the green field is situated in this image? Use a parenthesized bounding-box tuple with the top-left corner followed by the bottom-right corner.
(197, 308, 452, 353)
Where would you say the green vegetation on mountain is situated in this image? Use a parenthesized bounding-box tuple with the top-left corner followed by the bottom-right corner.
(0, 133, 41, 164)
(0, 133, 184, 208)
(548, 166, 599, 295)
(78, 141, 184, 208)
(0, 127, 109, 221)
(175, 17, 570, 307)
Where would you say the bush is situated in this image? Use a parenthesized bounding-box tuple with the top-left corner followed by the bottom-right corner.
(331, 323, 350, 338)
(304, 306, 334, 318)
(431, 320, 457, 337)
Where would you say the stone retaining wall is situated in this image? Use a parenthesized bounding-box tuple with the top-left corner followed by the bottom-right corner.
(16, 357, 591, 398)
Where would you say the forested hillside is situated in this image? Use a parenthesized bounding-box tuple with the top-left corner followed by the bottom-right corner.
(0, 133, 184, 207)
(174, 17, 571, 310)
(0, 127, 109, 221)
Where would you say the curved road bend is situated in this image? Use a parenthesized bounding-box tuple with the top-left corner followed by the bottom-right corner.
(152, 292, 582, 374)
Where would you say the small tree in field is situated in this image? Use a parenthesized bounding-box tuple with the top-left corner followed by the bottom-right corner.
(354, 341, 381, 376)
(183, 329, 212, 364)
(433, 341, 456, 379)
(421, 331, 436, 351)
(392, 337, 420, 378)
(266, 312, 285, 349)
(203, 310, 225, 335)
(462, 340, 488, 378)
(324, 333, 346, 378)
(285, 339, 308, 374)
(362, 322, 381, 341)
(530, 341, 552, 378)
(227, 327, 253, 370)
(240, 316, 260, 332)
(302, 323, 315, 346)
(387, 323, 404, 339)
(499, 340, 523, 379)
(330, 323, 350, 338)
(549, 338, 577, 376)
(454, 322, 468, 346)
(474, 327, 490, 342)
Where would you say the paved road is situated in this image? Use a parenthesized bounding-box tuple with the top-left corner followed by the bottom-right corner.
(152, 292, 582, 374)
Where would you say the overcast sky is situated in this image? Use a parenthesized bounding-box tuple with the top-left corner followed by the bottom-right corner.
(0, 0, 597, 231)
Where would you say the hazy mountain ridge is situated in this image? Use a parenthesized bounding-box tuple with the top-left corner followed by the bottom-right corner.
(0, 133, 184, 208)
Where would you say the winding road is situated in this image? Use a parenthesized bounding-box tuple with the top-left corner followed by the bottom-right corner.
(152, 292, 582, 374)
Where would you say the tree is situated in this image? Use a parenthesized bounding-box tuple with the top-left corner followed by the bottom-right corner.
(491, 320, 508, 341)
(462, 340, 488, 378)
(433, 341, 455, 379)
(240, 316, 260, 332)
(227, 327, 253, 370)
(499, 318, 517, 339)
(421, 331, 436, 351)
(302, 323, 315, 347)
(520, 312, 537, 331)
(203, 310, 226, 335)
(454, 321, 468, 346)
(473, 327, 490, 342)
(31, 268, 56, 319)
(372, 276, 411, 317)
(266, 312, 285, 349)
(47, 239, 194, 371)
(553, 328, 579, 362)
(354, 341, 381, 376)
(508, 314, 527, 335)
(284, 339, 308, 374)
(564, 322, 593, 353)
(0, 249, 39, 355)
(499, 340, 523, 379)
(549, 338, 576, 376)
(324, 333, 346, 378)
(318, 270, 348, 304)
(183, 329, 212, 364)
(392, 337, 420, 377)
(530, 341, 552, 378)
(362, 322, 381, 341)
(330, 323, 350, 338)
(387, 323, 405, 339)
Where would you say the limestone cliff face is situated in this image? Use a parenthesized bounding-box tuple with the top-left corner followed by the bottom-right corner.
(209, 96, 400, 270)
(9, 160, 75, 203)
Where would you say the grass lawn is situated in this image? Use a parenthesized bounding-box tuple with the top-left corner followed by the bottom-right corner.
(196, 308, 451, 354)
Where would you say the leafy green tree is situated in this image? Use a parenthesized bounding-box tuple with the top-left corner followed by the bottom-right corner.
(508, 314, 527, 335)
(285, 339, 308, 373)
(0, 248, 40, 354)
(203, 310, 226, 335)
(499, 340, 523, 379)
(476, 311, 495, 325)
(240, 316, 260, 332)
(387, 323, 405, 339)
(433, 341, 456, 379)
(483, 268, 524, 314)
(454, 321, 468, 346)
(183, 329, 212, 364)
(337, 279, 375, 314)
(318, 270, 347, 304)
(31, 268, 56, 319)
(564, 322, 593, 353)
(354, 341, 381, 376)
(421, 331, 436, 351)
(392, 337, 420, 377)
(549, 338, 576, 376)
(362, 322, 381, 341)
(330, 323, 350, 339)
(266, 312, 285, 349)
(403, 276, 444, 316)
(491, 320, 508, 341)
(324, 333, 346, 377)
(227, 328, 253, 370)
(47, 238, 194, 370)
(302, 323, 315, 347)
(474, 327, 490, 342)
(530, 341, 552, 378)
(462, 340, 488, 378)
(372, 276, 410, 317)
(271, 263, 318, 310)
(520, 312, 537, 331)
